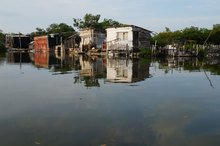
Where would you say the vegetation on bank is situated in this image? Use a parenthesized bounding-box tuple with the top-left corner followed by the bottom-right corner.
(152, 24, 220, 47)
(0, 30, 6, 52)
(140, 47, 152, 57)
(2, 14, 220, 58)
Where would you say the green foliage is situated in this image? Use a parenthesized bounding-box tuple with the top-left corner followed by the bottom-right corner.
(152, 25, 220, 47)
(180, 26, 211, 44)
(210, 24, 220, 45)
(152, 28, 181, 47)
(140, 57, 152, 65)
(34, 27, 46, 35)
(198, 48, 206, 57)
(0, 29, 5, 43)
(0, 30, 6, 52)
(0, 43, 6, 52)
(140, 47, 152, 57)
(74, 76, 100, 87)
(46, 23, 74, 34)
(31, 23, 75, 39)
(73, 13, 123, 32)
(73, 14, 101, 29)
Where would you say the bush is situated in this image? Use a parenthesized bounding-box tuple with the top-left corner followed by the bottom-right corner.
(140, 47, 152, 57)
(0, 43, 6, 52)
(197, 49, 207, 57)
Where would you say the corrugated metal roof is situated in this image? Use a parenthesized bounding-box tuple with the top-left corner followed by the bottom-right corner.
(106, 25, 152, 33)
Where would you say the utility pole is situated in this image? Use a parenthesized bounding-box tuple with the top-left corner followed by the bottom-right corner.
(19, 33, 22, 49)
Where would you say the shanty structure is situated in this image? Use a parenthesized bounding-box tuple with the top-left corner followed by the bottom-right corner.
(34, 34, 61, 52)
(5, 34, 31, 50)
(63, 33, 81, 52)
(79, 29, 105, 52)
(106, 25, 151, 54)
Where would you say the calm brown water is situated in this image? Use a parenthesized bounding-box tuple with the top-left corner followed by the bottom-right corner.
(1, 52, 220, 146)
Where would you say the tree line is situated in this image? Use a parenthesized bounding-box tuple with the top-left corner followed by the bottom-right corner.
(0, 29, 5, 51)
(152, 24, 220, 47)
(1, 14, 220, 51)
(0, 14, 123, 51)
(30, 14, 123, 40)
(32, 14, 123, 35)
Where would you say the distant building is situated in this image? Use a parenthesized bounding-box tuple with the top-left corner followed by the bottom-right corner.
(5, 34, 31, 49)
(79, 28, 106, 52)
(34, 34, 61, 52)
(165, 45, 178, 56)
(106, 25, 151, 53)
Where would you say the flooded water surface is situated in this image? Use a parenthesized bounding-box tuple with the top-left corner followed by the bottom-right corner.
(1, 52, 220, 146)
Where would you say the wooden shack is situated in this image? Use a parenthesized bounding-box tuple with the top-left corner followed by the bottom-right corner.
(79, 28, 106, 52)
(34, 34, 61, 52)
(5, 34, 31, 50)
(106, 25, 151, 54)
(64, 33, 81, 52)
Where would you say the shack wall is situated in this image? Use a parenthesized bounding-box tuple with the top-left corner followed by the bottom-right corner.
(106, 27, 133, 51)
(106, 26, 151, 52)
(134, 28, 151, 50)
(34, 36, 50, 52)
(79, 29, 105, 51)
(34, 35, 61, 52)
(5, 35, 31, 49)
(79, 29, 93, 49)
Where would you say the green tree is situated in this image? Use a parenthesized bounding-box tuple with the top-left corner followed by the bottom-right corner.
(101, 18, 123, 28)
(46, 23, 74, 34)
(31, 23, 75, 40)
(0, 29, 5, 42)
(0, 30, 6, 51)
(152, 26, 215, 47)
(73, 13, 123, 32)
(152, 28, 181, 47)
(210, 24, 220, 45)
(181, 26, 204, 44)
(35, 27, 46, 35)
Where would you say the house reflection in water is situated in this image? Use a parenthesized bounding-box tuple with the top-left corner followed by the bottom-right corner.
(74, 56, 106, 87)
(34, 51, 73, 74)
(35, 52, 50, 68)
(106, 57, 151, 83)
(6, 52, 31, 64)
(79, 56, 106, 77)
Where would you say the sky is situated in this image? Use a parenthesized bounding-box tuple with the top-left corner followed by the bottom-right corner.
(0, 0, 220, 34)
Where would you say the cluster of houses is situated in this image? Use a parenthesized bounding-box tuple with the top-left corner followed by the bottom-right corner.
(5, 25, 152, 57)
(5, 25, 220, 58)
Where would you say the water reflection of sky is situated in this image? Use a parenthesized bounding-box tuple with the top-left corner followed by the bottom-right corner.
(0, 52, 220, 146)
